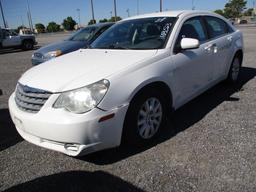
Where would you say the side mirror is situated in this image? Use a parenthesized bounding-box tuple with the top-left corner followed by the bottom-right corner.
(180, 38, 199, 50)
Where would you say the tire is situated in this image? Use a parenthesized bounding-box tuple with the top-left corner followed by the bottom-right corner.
(22, 40, 34, 50)
(122, 88, 169, 145)
(226, 56, 241, 84)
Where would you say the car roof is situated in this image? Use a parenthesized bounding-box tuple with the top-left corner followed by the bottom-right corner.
(122, 10, 216, 21)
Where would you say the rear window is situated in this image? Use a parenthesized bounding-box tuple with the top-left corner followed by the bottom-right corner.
(204, 16, 228, 39)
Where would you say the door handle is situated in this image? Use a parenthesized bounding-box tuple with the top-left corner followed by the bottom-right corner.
(204, 43, 217, 52)
(227, 36, 233, 41)
(204, 44, 213, 52)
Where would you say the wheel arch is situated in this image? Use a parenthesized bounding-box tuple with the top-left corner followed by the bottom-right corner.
(128, 80, 174, 111)
(234, 49, 243, 65)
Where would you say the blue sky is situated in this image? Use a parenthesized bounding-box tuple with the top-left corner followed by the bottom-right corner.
(0, 0, 254, 28)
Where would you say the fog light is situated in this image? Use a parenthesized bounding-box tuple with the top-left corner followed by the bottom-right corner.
(64, 144, 79, 152)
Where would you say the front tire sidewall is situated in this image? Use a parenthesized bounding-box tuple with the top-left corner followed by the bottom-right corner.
(227, 57, 241, 84)
(22, 41, 34, 50)
(123, 90, 168, 145)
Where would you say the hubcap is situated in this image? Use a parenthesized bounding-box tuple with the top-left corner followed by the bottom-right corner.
(137, 97, 163, 139)
(232, 58, 240, 81)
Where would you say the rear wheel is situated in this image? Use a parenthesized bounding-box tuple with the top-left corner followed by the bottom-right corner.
(226, 56, 241, 84)
(22, 40, 34, 50)
(123, 88, 168, 145)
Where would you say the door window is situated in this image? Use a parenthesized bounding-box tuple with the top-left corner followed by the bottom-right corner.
(204, 16, 228, 39)
(175, 17, 207, 52)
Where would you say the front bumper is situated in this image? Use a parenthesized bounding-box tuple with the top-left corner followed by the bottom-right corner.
(9, 93, 129, 156)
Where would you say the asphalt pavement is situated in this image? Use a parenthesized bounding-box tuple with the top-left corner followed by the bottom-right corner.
(0, 27, 256, 192)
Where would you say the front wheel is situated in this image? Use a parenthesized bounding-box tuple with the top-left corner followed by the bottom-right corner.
(22, 40, 34, 50)
(226, 57, 241, 84)
(123, 89, 168, 145)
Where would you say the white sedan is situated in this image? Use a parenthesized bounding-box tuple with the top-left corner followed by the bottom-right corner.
(9, 10, 243, 156)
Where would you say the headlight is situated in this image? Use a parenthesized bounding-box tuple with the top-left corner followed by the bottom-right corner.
(53, 79, 109, 114)
(45, 50, 62, 59)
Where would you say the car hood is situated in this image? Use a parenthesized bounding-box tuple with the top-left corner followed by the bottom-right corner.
(19, 49, 158, 92)
(36, 40, 86, 55)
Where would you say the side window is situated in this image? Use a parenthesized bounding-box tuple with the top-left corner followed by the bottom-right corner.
(204, 16, 227, 39)
(96, 26, 110, 37)
(226, 23, 234, 33)
(5, 30, 11, 36)
(177, 17, 207, 44)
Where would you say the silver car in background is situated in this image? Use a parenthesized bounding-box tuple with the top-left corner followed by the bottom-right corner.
(31, 22, 114, 65)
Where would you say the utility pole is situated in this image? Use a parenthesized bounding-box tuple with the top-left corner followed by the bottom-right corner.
(126, 8, 130, 17)
(113, 0, 117, 22)
(110, 11, 112, 18)
(76, 8, 81, 27)
(0, 0, 7, 28)
(27, 12, 31, 29)
(26, 0, 33, 32)
(90, 0, 95, 23)
(160, 0, 163, 12)
(253, 0, 256, 22)
(137, 0, 139, 15)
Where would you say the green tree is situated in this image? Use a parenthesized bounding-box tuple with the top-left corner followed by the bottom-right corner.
(35, 23, 45, 33)
(99, 18, 108, 23)
(214, 9, 226, 17)
(88, 19, 96, 25)
(224, 0, 247, 18)
(62, 16, 76, 31)
(47, 22, 60, 32)
(108, 16, 122, 22)
(244, 8, 254, 16)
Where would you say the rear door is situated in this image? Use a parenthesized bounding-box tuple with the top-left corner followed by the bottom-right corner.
(170, 16, 214, 107)
(203, 16, 233, 80)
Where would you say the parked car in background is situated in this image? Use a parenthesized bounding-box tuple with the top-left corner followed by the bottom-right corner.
(0, 28, 37, 50)
(9, 11, 243, 156)
(31, 22, 114, 65)
(239, 20, 248, 24)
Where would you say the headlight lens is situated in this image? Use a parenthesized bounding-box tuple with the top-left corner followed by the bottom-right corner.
(45, 50, 62, 59)
(53, 79, 109, 114)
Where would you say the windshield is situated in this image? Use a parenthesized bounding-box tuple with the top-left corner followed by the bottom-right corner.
(91, 17, 176, 50)
(68, 27, 96, 41)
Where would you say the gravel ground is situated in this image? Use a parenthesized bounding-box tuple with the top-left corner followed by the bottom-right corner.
(0, 26, 256, 192)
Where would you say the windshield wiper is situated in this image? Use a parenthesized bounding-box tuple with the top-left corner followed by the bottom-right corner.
(108, 44, 130, 50)
(86, 44, 92, 49)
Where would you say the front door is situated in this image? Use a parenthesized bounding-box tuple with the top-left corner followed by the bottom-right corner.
(2, 30, 21, 47)
(170, 16, 214, 107)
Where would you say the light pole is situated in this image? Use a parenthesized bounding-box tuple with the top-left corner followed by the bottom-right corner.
(0, 0, 7, 28)
(192, 0, 195, 10)
(76, 8, 81, 27)
(126, 8, 130, 17)
(90, 0, 95, 23)
(26, 0, 33, 32)
(113, 0, 117, 22)
(160, 0, 163, 12)
(20, 15, 24, 27)
(137, 0, 139, 15)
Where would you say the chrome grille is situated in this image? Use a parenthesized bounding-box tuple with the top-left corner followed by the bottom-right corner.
(15, 84, 52, 113)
